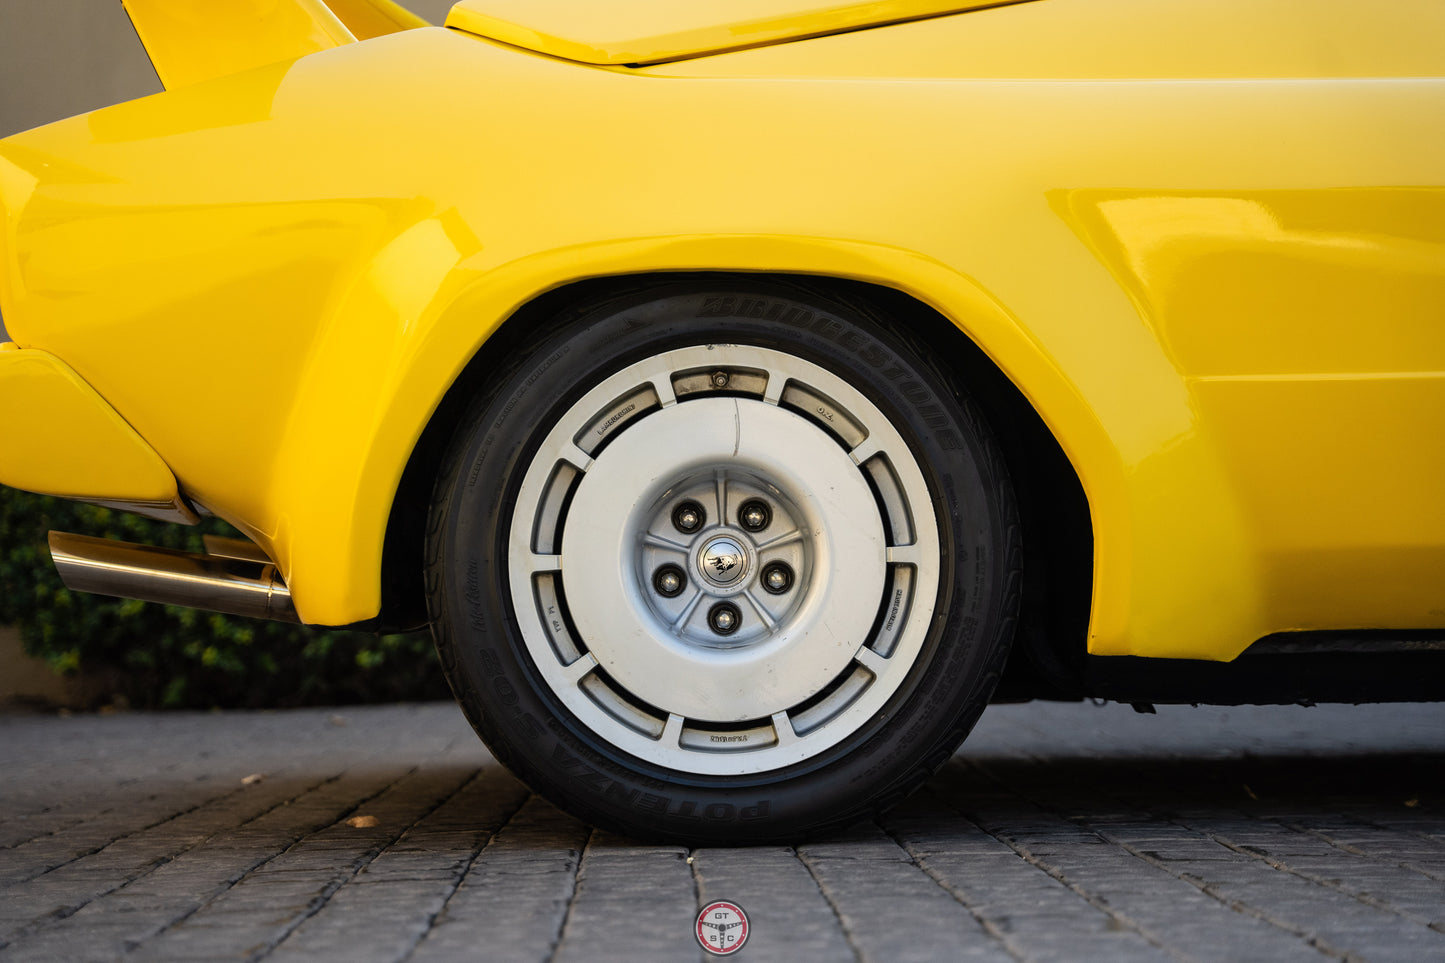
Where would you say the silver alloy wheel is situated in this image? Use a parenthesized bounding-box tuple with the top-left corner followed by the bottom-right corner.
(507, 344, 940, 775)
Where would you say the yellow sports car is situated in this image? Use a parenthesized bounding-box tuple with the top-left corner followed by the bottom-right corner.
(1, 0, 1442, 843)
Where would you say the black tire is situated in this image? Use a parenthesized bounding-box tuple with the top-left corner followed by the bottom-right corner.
(426, 279, 1020, 844)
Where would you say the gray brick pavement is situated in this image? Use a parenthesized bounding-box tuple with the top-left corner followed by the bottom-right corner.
(1, 701, 1442, 961)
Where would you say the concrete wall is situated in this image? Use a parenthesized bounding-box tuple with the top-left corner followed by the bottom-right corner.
(1, 0, 456, 139)
(0, 624, 71, 708)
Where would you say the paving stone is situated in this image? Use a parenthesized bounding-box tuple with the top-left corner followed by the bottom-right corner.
(799, 824, 1015, 963)
(691, 846, 853, 962)
(265, 767, 529, 963)
(550, 831, 698, 963)
(407, 794, 591, 963)
(886, 792, 1187, 963)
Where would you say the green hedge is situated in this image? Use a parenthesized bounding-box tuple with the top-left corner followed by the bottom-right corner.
(0, 488, 447, 709)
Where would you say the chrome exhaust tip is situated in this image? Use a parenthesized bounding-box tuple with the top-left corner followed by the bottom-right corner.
(48, 531, 300, 623)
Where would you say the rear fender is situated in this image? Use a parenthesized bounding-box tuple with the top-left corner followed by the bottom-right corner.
(268, 234, 1128, 635)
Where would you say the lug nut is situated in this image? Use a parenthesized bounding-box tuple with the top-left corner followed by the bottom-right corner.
(708, 602, 741, 636)
(738, 500, 771, 531)
(762, 562, 793, 595)
(653, 564, 686, 598)
(672, 501, 705, 534)
(711, 370, 731, 388)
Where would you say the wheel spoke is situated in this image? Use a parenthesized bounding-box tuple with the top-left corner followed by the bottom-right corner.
(527, 553, 563, 573)
(742, 590, 779, 631)
(643, 532, 690, 553)
(762, 368, 786, 405)
(652, 375, 678, 408)
(849, 435, 882, 466)
(854, 645, 889, 677)
(754, 527, 803, 552)
(670, 588, 706, 631)
(661, 712, 685, 747)
(561, 441, 593, 472)
(560, 653, 598, 684)
(886, 544, 922, 566)
(771, 711, 798, 747)
(714, 471, 729, 525)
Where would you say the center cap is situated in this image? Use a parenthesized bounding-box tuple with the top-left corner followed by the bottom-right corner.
(700, 536, 747, 585)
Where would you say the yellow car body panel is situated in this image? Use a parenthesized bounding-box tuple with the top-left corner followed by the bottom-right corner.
(120, 0, 357, 90)
(444, 0, 1025, 66)
(642, 0, 1445, 79)
(325, 0, 430, 39)
(0, 0, 1440, 657)
(0, 346, 181, 505)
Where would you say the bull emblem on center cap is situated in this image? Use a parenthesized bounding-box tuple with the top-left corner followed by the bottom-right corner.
(700, 537, 746, 584)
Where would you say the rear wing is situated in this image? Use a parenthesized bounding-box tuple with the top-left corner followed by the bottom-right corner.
(120, 0, 429, 89)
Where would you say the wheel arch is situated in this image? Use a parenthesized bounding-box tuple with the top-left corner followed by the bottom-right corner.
(377, 269, 1095, 696)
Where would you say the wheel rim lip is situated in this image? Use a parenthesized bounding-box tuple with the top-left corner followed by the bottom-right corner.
(563, 398, 886, 721)
(506, 343, 941, 776)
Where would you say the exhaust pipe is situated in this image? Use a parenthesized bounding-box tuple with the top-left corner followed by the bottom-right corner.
(49, 531, 300, 623)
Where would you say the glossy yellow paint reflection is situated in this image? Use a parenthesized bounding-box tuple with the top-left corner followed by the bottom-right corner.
(0, 4, 1440, 653)
(0, 348, 179, 503)
(1055, 189, 1445, 378)
(326, 0, 430, 40)
(446, 0, 1028, 65)
(643, 0, 1445, 78)
(122, 0, 354, 90)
